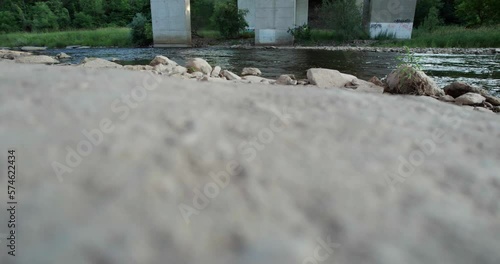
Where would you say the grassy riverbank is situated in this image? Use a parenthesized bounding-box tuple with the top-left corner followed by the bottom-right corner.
(1, 26, 498, 49)
(0, 28, 131, 48)
(375, 26, 500, 48)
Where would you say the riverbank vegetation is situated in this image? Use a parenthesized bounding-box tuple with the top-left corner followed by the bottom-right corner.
(375, 25, 500, 48)
(0, 0, 499, 48)
(0, 28, 131, 48)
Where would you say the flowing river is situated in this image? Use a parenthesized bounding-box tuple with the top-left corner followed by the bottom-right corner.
(41, 47, 500, 96)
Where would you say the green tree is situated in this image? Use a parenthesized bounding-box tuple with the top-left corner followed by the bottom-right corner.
(0, 11, 21, 32)
(78, 0, 105, 26)
(191, 0, 214, 33)
(414, 0, 443, 27)
(420, 6, 442, 31)
(319, 0, 364, 41)
(211, 0, 248, 38)
(105, 0, 131, 26)
(73, 12, 94, 28)
(456, 0, 500, 26)
(47, 0, 71, 30)
(31, 2, 59, 31)
(128, 13, 152, 46)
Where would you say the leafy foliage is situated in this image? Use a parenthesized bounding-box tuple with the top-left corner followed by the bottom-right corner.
(211, 0, 248, 39)
(319, 0, 364, 41)
(31, 2, 59, 31)
(420, 6, 442, 32)
(191, 0, 214, 33)
(455, 0, 500, 26)
(128, 13, 152, 47)
(414, 0, 444, 27)
(287, 24, 312, 43)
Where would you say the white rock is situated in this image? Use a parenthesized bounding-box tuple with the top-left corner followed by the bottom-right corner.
(191, 72, 204, 78)
(242, 75, 274, 84)
(20, 46, 47, 51)
(55, 52, 71, 59)
(474, 107, 494, 113)
(15, 55, 59, 64)
(455, 93, 486, 105)
(154, 63, 175, 73)
(307, 68, 357, 88)
(124, 65, 154, 71)
(171, 65, 187, 75)
(186, 58, 212, 75)
(79, 58, 122, 69)
(222, 70, 241, 80)
(150, 55, 178, 67)
(276, 75, 297, 85)
(241, 67, 262, 76)
(211, 66, 222, 77)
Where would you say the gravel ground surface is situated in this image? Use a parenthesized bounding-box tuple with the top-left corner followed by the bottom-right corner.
(0, 61, 499, 264)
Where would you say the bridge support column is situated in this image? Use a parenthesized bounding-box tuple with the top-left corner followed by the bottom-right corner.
(151, 0, 191, 47)
(254, 0, 308, 45)
(367, 0, 417, 39)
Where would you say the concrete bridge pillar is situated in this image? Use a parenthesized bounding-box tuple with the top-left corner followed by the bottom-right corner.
(151, 0, 191, 47)
(254, 0, 308, 45)
(366, 0, 417, 39)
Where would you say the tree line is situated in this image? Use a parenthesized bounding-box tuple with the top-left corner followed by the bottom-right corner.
(0, 0, 150, 32)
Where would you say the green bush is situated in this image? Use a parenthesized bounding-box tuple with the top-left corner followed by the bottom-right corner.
(319, 0, 364, 41)
(191, 0, 215, 33)
(0, 11, 21, 33)
(414, 0, 443, 28)
(420, 6, 442, 32)
(456, 0, 500, 26)
(73, 12, 95, 29)
(211, 0, 248, 39)
(30, 2, 59, 32)
(288, 24, 312, 43)
(128, 13, 153, 46)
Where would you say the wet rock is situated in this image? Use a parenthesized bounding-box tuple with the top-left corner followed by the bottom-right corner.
(150, 55, 178, 67)
(483, 102, 494, 109)
(385, 65, 444, 96)
(15, 55, 59, 64)
(20, 46, 47, 51)
(186, 58, 212, 75)
(368, 76, 384, 87)
(297, 79, 309, 85)
(276, 75, 297, 85)
(55, 52, 71, 59)
(211, 66, 222, 77)
(307, 68, 357, 88)
(241, 67, 262, 76)
(455, 93, 486, 106)
(80, 58, 122, 69)
(439, 95, 455, 103)
(444, 82, 500, 106)
(222, 70, 241, 80)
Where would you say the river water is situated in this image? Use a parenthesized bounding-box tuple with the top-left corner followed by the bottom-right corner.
(41, 47, 500, 96)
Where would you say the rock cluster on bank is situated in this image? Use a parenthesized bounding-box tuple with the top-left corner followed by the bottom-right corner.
(1, 49, 498, 115)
